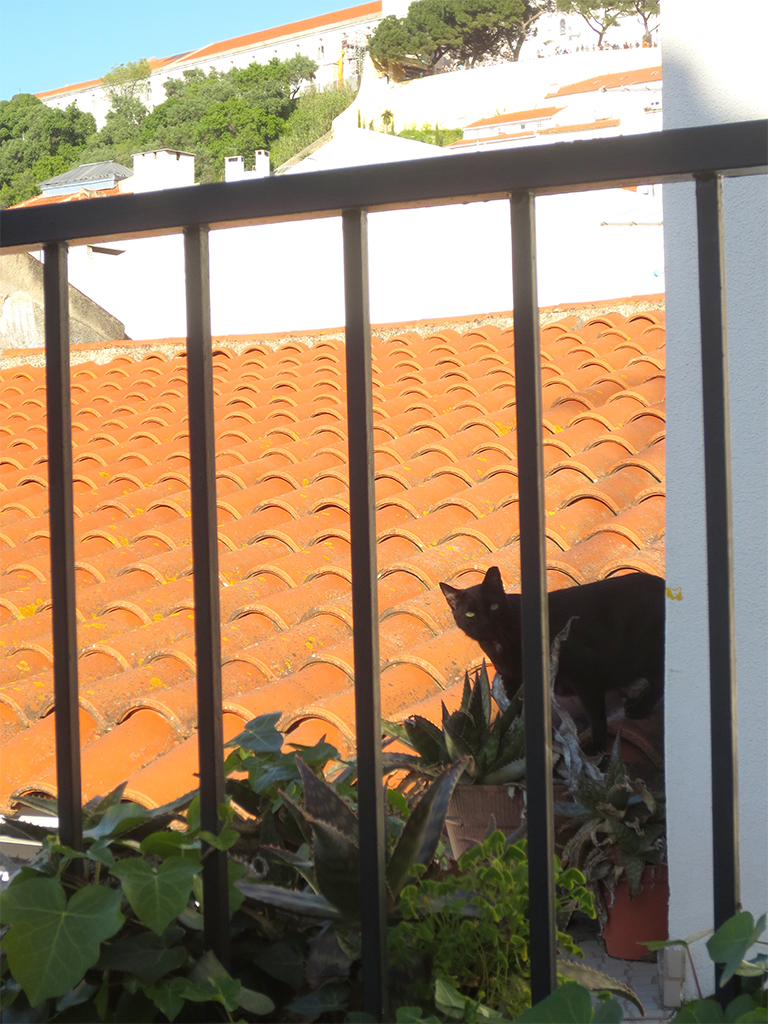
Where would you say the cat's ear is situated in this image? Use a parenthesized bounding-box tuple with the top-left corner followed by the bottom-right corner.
(483, 566, 505, 594)
(439, 581, 461, 610)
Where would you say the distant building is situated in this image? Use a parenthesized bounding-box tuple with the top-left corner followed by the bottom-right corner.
(37, 161, 133, 197)
(36, 2, 386, 129)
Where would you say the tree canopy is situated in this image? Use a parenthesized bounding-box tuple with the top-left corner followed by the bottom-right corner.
(367, 0, 553, 74)
(0, 54, 326, 206)
(556, 0, 659, 45)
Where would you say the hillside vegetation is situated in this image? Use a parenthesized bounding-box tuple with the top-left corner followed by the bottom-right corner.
(0, 56, 357, 207)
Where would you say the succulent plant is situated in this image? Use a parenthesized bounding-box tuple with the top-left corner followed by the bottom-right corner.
(382, 661, 528, 788)
(236, 755, 468, 921)
(557, 734, 666, 917)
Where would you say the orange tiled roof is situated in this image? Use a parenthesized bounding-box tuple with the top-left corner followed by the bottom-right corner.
(0, 301, 666, 812)
(464, 106, 565, 130)
(539, 118, 621, 135)
(447, 131, 537, 149)
(546, 66, 662, 98)
(35, 3, 382, 101)
(9, 187, 122, 209)
(35, 57, 187, 100)
(184, 2, 381, 62)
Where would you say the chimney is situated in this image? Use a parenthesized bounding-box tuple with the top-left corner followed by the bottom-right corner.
(132, 150, 195, 193)
(254, 150, 270, 177)
(224, 152, 271, 182)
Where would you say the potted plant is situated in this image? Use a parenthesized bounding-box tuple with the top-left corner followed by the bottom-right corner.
(557, 735, 668, 960)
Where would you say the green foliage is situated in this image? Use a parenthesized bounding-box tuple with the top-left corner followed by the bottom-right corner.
(0, 54, 320, 205)
(269, 79, 359, 170)
(367, 0, 548, 75)
(398, 121, 464, 146)
(555, 0, 658, 46)
(646, 911, 768, 1023)
(558, 735, 665, 917)
(0, 94, 97, 206)
(389, 831, 595, 1018)
(383, 662, 527, 789)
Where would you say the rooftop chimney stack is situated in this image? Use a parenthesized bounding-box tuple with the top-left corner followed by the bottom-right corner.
(224, 152, 271, 181)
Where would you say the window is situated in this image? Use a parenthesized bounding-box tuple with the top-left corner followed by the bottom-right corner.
(560, 18, 566, 35)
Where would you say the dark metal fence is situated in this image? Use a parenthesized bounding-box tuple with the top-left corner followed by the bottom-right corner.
(2, 118, 766, 1018)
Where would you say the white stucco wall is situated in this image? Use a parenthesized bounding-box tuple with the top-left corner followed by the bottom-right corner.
(661, 0, 768, 1000)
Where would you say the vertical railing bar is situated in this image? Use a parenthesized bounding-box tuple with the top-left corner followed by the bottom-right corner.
(341, 208, 388, 1021)
(44, 241, 83, 852)
(183, 224, 230, 966)
(695, 173, 740, 1006)
(509, 191, 557, 1003)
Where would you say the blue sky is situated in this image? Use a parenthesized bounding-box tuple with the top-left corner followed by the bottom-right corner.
(0, 0, 348, 101)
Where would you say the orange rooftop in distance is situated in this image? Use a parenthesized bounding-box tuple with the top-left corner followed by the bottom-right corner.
(0, 300, 667, 813)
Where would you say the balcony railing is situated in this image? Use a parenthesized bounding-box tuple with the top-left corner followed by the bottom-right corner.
(2, 118, 766, 1018)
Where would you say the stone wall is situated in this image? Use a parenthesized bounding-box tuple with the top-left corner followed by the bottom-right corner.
(0, 252, 128, 352)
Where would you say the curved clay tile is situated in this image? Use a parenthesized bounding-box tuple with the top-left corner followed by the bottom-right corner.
(602, 538, 665, 580)
(616, 439, 665, 481)
(545, 498, 615, 549)
(550, 530, 640, 582)
(588, 494, 665, 549)
(565, 465, 659, 513)
(0, 708, 99, 810)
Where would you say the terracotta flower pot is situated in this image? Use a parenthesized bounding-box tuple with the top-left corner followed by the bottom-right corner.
(446, 784, 525, 858)
(601, 864, 669, 960)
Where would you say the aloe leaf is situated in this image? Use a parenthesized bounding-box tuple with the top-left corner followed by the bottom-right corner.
(467, 662, 491, 744)
(461, 669, 472, 710)
(383, 720, 411, 743)
(404, 715, 447, 763)
(310, 817, 361, 919)
(386, 758, 468, 898)
(483, 758, 527, 785)
(443, 715, 475, 763)
(557, 959, 646, 1015)
(295, 757, 359, 844)
(236, 879, 342, 919)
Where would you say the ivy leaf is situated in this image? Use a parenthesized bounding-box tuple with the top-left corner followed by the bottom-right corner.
(0, 878, 123, 1005)
(110, 858, 201, 936)
(288, 981, 349, 1014)
(515, 982, 594, 1022)
(97, 930, 187, 983)
(225, 712, 283, 752)
(198, 827, 239, 851)
(237, 985, 276, 1015)
(139, 830, 200, 858)
(708, 912, 766, 986)
(143, 979, 185, 1023)
(82, 801, 150, 840)
(591, 998, 624, 1023)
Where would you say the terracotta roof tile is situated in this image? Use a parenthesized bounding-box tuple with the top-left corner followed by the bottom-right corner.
(2, 303, 667, 810)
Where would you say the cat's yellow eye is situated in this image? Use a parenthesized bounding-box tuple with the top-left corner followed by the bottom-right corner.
(490, 603, 499, 611)
(465, 611, 475, 618)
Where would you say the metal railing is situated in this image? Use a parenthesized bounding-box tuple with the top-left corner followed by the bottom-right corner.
(2, 118, 766, 1018)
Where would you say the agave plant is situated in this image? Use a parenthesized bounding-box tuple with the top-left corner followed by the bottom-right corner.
(381, 661, 528, 791)
(557, 734, 666, 917)
(236, 755, 468, 921)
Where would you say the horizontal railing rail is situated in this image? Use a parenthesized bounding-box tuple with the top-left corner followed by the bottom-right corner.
(1, 118, 766, 1018)
(1, 120, 765, 252)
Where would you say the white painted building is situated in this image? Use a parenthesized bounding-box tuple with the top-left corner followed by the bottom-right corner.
(661, 0, 768, 1003)
(36, 0, 658, 132)
(36, 1, 387, 130)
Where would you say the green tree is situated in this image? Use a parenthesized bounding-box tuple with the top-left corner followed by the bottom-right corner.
(101, 58, 152, 106)
(556, 0, 631, 45)
(0, 94, 96, 207)
(368, 0, 537, 74)
(269, 80, 359, 170)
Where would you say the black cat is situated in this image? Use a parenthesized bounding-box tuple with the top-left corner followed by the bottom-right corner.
(440, 567, 665, 752)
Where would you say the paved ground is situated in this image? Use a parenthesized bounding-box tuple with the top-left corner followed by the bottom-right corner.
(570, 917, 675, 1022)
